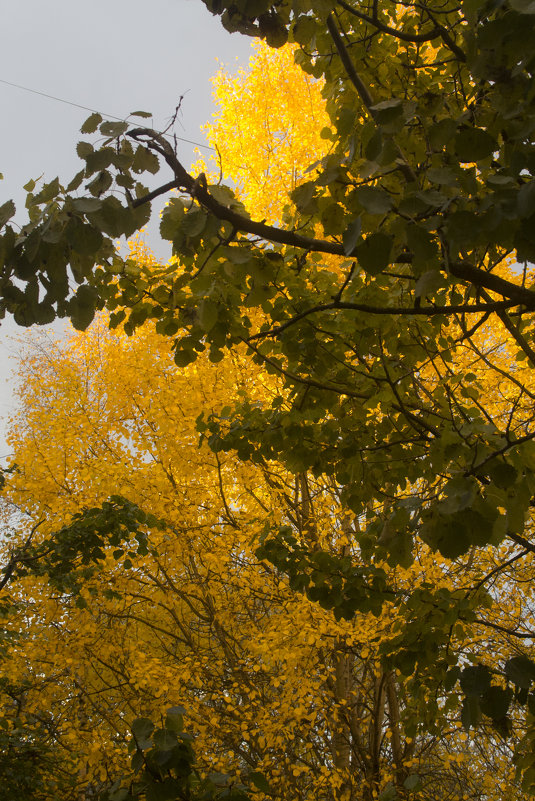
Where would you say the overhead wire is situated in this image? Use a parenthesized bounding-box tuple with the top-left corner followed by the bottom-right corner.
(0, 77, 216, 152)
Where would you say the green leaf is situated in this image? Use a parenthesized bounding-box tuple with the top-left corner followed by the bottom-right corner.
(356, 232, 392, 275)
(130, 110, 152, 118)
(355, 186, 393, 214)
(249, 771, 271, 793)
(510, 0, 535, 12)
(66, 169, 85, 192)
(370, 97, 403, 124)
(182, 207, 207, 237)
(505, 656, 535, 689)
(292, 15, 316, 45)
(99, 120, 129, 137)
(460, 664, 491, 696)
(66, 219, 103, 256)
(131, 717, 155, 748)
(76, 141, 94, 159)
(428, 118, 457, 149)
(209, 184, 236, 207)
(487, 461, 517, 489)
(152, 728, 178, 751)
(321, 202, 345, 235)
(80, 112, 103, 133)
(0, 199, 15, 228)
(132, 146, 160, 175)
(518, 181, 535, 218)
(379, 782, 398, 801)
(342, 217, 361, 256)
(454, 127, 497, 162)
(258, 11, 288, 48)
(165, 706, 185, 733)
(72, 197, 103, 213)
(33, 176, 60, 204)
(406, 225, 438, 266)
(198, 299, 218, 332)
(461, 696, 481, 730)
(291, 181, 317, 214)
(69, 284, 98, 331)
(415, 270, 445, 298)
(480, 686, 513, 721)
(403, 774, 421, 791)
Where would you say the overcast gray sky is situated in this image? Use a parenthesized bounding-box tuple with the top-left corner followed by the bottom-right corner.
(0, 0, 253, 459)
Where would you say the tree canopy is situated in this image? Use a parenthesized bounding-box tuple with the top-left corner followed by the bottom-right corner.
(2, 0, 535, 797)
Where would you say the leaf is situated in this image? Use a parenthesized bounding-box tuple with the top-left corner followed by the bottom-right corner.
(342, 217, 361, 255)
(370, 98, 403, 124)
(86, 170, 113, 198)
(415, 270, 445, 298)
(428, 118, 457, 149)
(461, 696, 481, 730)
(72, 197, 103, 213)
(152, 728, 178, 751)
(480, 686, 513, 721)
(99, 120, 129, 138)
(198, 299, 218, 332)
(249, 771, 271, 793)
(165, 707, 185, 733)
(80, 112, 103, 133)
(33, 177, 60, 205)
(132, 146, 160, 175)
(291, 181, 317, 214)
(505, 656, 535, 688)
(181, 207, 207, 237)
(131, 717, 155, 748)
(258, 11, 288, 48)
(292, 15, 316, 45)
(403, 774, 421, 791)
(460, 664, 491, 696)
(66, 169, 85, 192)
(67, 219, 103, 256)
(130, 110, 152, 118)
(356, 232, 393, 275)
(486, 461, 517, 489)
(69, 284, 98, 331)
(518, 181, 535, 218)
(321, 202, 345, 235)
(378, 782, 398, 801)
(209, 184, 236, 207)
(0, 199, 15, 228)
(454, 127, 497, 162)
(510, 0, 535, 12)
(76, 141, 94, 159)
(355, 186, 393, 214)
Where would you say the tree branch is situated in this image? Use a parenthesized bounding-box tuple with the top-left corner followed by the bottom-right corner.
(337, 0, 443, 44)
(326, 13, 418, 183)
(127, 130, 535, 311)
(247, 298, 515, 341)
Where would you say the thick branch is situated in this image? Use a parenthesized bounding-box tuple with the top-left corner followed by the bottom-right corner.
(450, 261, 535, 309)
(247, 298, 515, 340)
(326, 13, 375, 109)
(326, 13, 418, 183)
(337, 0, 442, 44)
(480, 289, 535, 364)
(127, 130, 535, 311)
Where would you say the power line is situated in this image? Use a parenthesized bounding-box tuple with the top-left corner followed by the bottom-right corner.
(0, 77, 216, 152)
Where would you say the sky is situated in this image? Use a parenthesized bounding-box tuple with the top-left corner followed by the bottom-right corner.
(0, 0, 253, 459)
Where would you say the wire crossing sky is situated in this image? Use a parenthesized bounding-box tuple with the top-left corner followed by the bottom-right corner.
(0, 0, 253, 459)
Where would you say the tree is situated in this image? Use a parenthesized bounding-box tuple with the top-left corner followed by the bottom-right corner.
(0, 294, 526, 801)
(2, 0, 535, 792)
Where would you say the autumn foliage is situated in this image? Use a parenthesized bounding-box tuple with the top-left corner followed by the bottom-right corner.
(1, 39, 535, 801)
